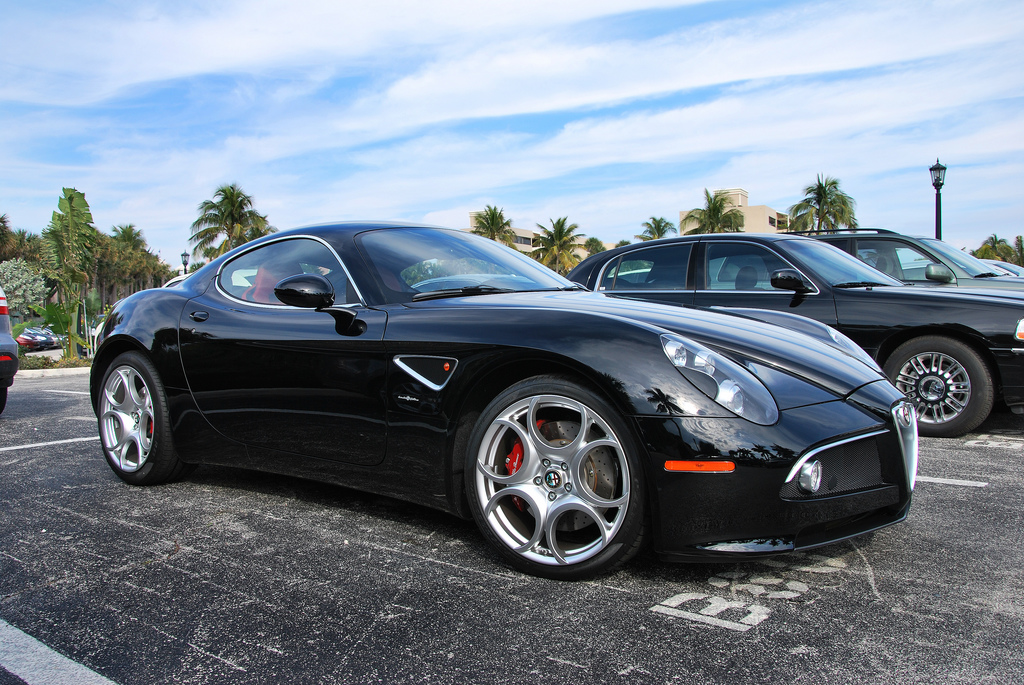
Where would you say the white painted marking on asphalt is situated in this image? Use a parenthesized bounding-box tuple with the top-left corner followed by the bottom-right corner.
(917, 475, 988, 487)
(0, 618, 117, 685)
(0, 437, 99, 453)
(41, 390, 90, 396)
(651, 593, 770, 632)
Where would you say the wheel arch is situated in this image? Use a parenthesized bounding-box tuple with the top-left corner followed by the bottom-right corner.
(90, 335, 153, 412)
(873, 325, 1001, 395)
(445, 354, 654, 521)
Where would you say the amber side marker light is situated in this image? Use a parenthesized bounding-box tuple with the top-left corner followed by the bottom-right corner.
(664, 460, 736, 473)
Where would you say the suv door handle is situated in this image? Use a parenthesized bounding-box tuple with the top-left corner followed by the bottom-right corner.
(189, 311, 209, 322)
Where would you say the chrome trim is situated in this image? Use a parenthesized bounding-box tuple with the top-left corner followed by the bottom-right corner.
(393, 356, 458, 391)
(214, 234, 366, 307)
(784, 430, 888, 483)
(1013, 349, 1024, 355)
(892, 401, 919, 491)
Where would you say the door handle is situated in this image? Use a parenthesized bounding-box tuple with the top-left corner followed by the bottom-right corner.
(189, 311, 209, 322)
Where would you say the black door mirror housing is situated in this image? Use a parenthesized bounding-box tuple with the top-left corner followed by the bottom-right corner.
(770, 269, 812, 293)
(274, 273, 336, 309)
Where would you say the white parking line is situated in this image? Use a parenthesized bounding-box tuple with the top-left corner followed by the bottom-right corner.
(0, 619, 117, 685)
(917, 475, 988, 487)
(0, 437, 99, 453)
(41, 390, 90, 396)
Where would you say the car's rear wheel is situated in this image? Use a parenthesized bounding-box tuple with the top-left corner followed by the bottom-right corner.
(465, 376, 645, 580)
(0, 386, 7, 415)
(98, 351, 194, 484)
(883, 336, 993, 438)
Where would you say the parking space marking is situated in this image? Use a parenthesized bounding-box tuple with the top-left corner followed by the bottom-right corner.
(41, 390, 90, 396)
(0, 436, 99, 453)
(0, 618, 117, 685)
(651, 594, 770, 632)
(917, 475, 988, 487)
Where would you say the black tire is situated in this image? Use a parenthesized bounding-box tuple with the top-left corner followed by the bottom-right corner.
(0, 386, 7, 416)
(97, 351, 194, 484)
(883, 336, 994, 438)
(465, 375, 646, 580)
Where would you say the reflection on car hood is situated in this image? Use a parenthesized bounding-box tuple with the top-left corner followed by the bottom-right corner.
(411, 290, 886, 397)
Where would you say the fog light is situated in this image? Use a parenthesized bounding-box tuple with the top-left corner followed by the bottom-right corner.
(798, 460, 822, 494)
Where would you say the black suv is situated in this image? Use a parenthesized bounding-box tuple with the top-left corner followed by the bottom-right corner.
(568, 233, 1024, 437)
(809, 228, 1024, 291)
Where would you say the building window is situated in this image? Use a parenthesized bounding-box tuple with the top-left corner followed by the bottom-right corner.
(768, 216, 776, 227)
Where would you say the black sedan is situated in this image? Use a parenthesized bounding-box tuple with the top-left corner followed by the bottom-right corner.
(569, 233, 1024, 438)
(91, 223, 917, 580)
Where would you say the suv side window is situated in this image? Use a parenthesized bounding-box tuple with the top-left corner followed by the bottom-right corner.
(705, 242, 792, 291)
(599, 245, 691, 290)
(856, 239, 934, 282)
(219, 238, 356, 305)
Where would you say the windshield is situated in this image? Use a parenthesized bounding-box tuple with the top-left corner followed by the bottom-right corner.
(783, 238, 904, 287)
(921, 238, 1014, 278)
(357, 227, 571, 303)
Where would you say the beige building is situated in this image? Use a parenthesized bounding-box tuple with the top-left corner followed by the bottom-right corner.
(468, 212, 537, 253)
(680, 189, 789, 234)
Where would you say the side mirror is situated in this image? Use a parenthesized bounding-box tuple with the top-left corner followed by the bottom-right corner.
(924, 263, 955, 283)
(274, 273, 335, 309)
(770, 269, 812, 293)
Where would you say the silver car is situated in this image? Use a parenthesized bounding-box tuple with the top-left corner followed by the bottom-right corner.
(0, 283, 19, 415)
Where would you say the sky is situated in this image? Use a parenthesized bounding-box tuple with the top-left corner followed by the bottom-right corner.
(1, 0, 1022, 266)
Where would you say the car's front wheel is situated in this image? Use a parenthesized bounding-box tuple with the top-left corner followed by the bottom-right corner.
(883, 336, 993, 438)
(465, 375, 646, 580)
(97, 351, 194, 484)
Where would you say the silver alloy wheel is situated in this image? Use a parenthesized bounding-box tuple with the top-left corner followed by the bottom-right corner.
(99, 364, 155, 472)
(893, 351, 971, 425)
(473, 394, 629, 566)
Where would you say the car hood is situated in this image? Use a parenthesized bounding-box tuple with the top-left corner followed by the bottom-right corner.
(408, 290, 887, 398)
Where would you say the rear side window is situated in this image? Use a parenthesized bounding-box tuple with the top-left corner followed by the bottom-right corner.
(705, 243, 792, 291)
(599, 245, 692, 291)
(219, 238, 356, 305)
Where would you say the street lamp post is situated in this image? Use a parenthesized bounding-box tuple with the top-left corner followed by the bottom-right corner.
(929, 159, 947, 241)
(181, 250, 190, 275)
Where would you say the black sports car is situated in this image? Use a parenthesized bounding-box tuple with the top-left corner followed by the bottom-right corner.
(569, 232, 1024, 438)
(91, 223, 917, 580)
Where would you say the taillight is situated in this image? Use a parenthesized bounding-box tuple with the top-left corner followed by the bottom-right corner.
(0, 296, 8, 316)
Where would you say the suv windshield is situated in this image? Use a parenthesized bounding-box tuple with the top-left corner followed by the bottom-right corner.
(921, 237, 1008, 277)
(783, 238, 904, 287)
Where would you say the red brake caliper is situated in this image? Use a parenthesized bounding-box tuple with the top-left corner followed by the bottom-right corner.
(504, 421, 545, 512)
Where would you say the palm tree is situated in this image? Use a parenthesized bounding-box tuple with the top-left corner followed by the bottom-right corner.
(614, 239, 631, 248)
(43, 188, 98, 357)
(0, 214, 13, 261)
(636, 216, 677, 241)
(1016, 236, 1024, 267)
(681, 189, 745, 234)
(471, 205, 517, 248)
(533, 217, 584, 275)
(972, 234, 1015, 261)
(583, 237, 606, 255)
(787, 175, 857, 233)
(190, 184, 274, 259)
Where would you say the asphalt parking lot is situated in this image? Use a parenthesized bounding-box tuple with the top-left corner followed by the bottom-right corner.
(2, 373, 1022, 684)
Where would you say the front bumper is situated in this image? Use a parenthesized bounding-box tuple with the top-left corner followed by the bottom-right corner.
(635, 387, 915, 562)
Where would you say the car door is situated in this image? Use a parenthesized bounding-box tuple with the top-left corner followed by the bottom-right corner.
(691, 239, 839, 325)
(593, 243, 696, 306)
(179, 236, 388, 466)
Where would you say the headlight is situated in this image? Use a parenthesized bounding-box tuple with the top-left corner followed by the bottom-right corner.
(661, 334, 779, 425)
(827, 326, 882, 372)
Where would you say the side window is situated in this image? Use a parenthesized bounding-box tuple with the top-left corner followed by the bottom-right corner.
(601, 245, 692, 291)
(219, 238, 356, 305)
(705, 243, 792, 291)
(858, 240, 931, 281)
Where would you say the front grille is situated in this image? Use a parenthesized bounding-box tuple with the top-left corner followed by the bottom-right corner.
(780, 436, 885, 500)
